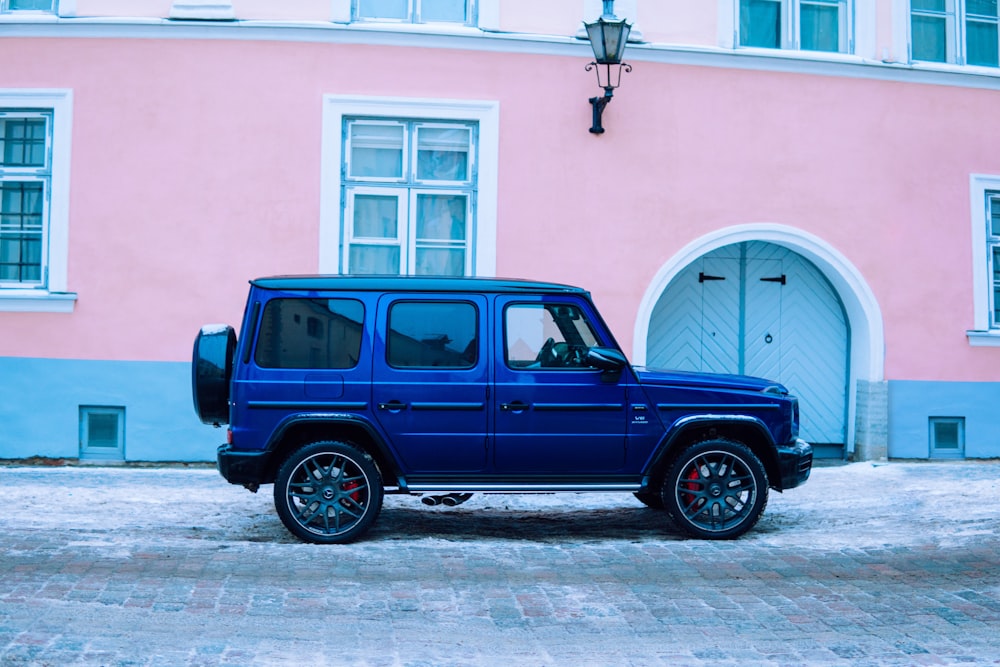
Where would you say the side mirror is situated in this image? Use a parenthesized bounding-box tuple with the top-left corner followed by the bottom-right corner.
(585, 346, 627, 372)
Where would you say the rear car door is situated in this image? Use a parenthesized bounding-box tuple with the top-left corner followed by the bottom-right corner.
(371, 294, 489, 473)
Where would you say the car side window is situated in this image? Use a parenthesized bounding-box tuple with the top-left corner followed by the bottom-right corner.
(254, 298, 365, 369)
(386, 300, 478, 368)
(505, 302, 598, 369)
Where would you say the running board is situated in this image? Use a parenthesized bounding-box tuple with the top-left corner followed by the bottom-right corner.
(404, 483, 642, 493)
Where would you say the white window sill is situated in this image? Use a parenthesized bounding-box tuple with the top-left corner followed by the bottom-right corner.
(0, 291, 77, 313)
(967, 330, 1000, 347)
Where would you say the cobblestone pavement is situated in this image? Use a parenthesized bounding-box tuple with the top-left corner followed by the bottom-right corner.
(0, 462, 998, 666)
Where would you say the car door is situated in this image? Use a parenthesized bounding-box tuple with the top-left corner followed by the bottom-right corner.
(492, 295, 628, 474)
(371, 294, 489, 473)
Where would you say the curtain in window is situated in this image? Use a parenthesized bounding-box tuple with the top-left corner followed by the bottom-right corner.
(912, 0, 949, 62)
(414, 194, 466, 276)
(801, 0, 843, 52)
(350, 194, 400, 274)
(967, 0, 999, 66)
(357, 0, 407, 19)
(420, 0, 467, 22)
(740, 0, 782, 48)
(8, 0, 55, 9)
(416, 127, 470, 181)
(349, 124, 404, 178)
(0, 182, 43, 282)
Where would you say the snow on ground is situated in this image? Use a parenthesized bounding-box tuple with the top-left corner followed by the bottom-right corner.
(0, 461, 997, 551)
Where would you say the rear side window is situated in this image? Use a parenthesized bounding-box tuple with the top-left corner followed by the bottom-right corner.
(387, 301, 477, 368)
(255, 298, 365, 369)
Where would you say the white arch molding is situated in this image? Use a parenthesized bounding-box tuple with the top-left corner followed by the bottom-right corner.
(632, 224, 886, 457)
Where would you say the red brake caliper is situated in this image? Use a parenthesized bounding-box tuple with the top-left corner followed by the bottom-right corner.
(341, 480, 362, 506)
(681, 467, 700, 507)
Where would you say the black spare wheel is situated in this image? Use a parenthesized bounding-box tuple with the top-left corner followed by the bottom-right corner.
(192, 324, 237, 425)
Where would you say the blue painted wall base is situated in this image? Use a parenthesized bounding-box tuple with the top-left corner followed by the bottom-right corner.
(888, 380, 1000, 459)
(0, 357, 222, 462)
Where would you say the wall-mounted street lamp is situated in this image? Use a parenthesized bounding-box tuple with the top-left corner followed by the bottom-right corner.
(584, 0, 632, 134)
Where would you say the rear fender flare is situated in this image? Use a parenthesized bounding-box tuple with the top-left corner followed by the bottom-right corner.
(262, 413, 405, 488)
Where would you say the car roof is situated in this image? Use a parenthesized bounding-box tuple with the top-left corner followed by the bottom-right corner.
(250, 275, 589, 295)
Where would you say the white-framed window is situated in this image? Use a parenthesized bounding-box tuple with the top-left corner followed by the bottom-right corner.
(911, 0, 999, 66)
(989, 194, 1000, 327)
(739, 0, 852, 53)
(354, 0, 474, 24)
(968, 175, 1000, 345)
(1, 0, 55, 12)
(343, 120, 475, 276)
(320, 96, 499, 278)
(0, 89, 74, 313)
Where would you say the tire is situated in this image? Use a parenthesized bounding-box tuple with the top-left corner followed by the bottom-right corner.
(633, 491, 664, 509)
(661, 439, 768, 540)
(274, 441, 383, 544)
(191, 324, 237, 425)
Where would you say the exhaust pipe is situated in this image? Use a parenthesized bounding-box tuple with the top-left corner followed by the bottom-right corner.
(420, 493, 474, 507)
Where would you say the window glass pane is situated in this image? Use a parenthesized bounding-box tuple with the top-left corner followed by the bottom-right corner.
(414, 248, 464, 276)
(912, 0, 946, 10)
(968, 0, 998, 17)
(87, 413, 120, 447)
(505, 303, 599, 369)
(990, 197, 1000, 236)
(387, 301, 477, 368)
(967, 17, 999, 66)
(255, 298, 365, 369)
(0, 182, 44, 283)
(416, 194, 466, 241)
(349, 245, 399, 274)
(358, 0, 407, 19)
(739, 0, 781, 48)
(912, 15, 948, 61)
(353, 194, 398, 239)
(420, 0, 467, 22)
(801, 2, 841, 52)
(8, 0, 54, 9)
(416, 127, 470, 181)
(1, 118, 47, 167)
(349, 123, 404, 178)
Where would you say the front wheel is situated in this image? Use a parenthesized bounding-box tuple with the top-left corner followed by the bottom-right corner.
(661, 440, 768, 540)
(274, 441, 383, 544)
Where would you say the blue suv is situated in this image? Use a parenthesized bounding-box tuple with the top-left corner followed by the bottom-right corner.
(193, 276, 812, 544)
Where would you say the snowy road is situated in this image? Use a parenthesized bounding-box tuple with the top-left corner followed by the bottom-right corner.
(1, 461, 999, 665)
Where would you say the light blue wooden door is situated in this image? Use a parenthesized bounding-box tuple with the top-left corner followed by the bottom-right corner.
(647, 242, 848, 450)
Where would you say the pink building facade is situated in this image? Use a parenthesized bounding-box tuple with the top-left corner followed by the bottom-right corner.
(2, 0, 999, 462)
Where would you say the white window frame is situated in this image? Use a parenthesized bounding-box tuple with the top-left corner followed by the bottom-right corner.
(737, 0, 853, 53)
(352, 0, 475, 25)
(0, 89, 74, 313)
(79, 405, 125, 461)
(910, 0, 1000, 66)
(968, 174, 1000, 346)
(320, 95, 498, 277)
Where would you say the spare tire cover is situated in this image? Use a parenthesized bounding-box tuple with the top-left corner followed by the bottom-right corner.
(192, 324, 237, 425)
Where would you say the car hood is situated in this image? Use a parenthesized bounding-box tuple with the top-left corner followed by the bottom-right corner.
(633, 366, 787, 394)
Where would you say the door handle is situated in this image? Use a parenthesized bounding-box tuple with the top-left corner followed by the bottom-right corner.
(378, 400, 407, 411)
(500, 401, 529, 413)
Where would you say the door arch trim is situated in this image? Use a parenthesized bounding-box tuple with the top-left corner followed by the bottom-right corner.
(633, 224, 885, 454)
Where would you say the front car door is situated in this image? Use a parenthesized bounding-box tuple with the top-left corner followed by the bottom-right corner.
(492, 295, 628, 474)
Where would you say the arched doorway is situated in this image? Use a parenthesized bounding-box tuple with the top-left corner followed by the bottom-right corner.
(645, 241, 849, 456)
(633, 224, 886, 460)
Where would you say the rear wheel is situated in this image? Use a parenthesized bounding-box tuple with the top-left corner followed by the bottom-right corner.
(661, 439, 768, 540)
(274, 441, 383, 544)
